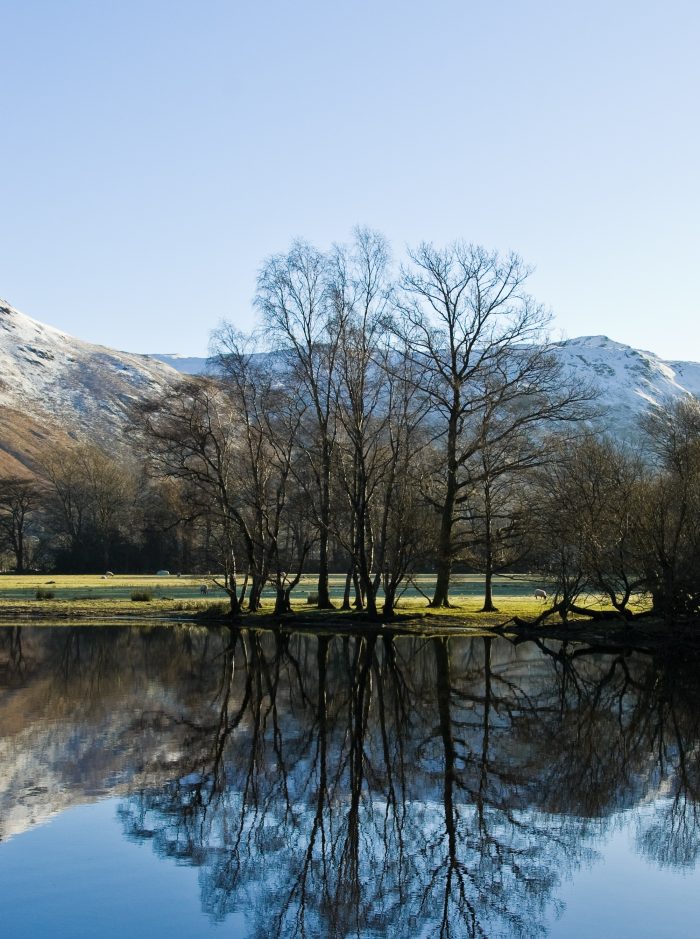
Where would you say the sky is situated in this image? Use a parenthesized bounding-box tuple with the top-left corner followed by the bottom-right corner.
(0, 0, 698, 360)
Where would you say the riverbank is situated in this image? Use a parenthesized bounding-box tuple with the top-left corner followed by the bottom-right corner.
(0, 571, 558, 627)
(2, 571, 690, 651)
(0, 594, 696, 654)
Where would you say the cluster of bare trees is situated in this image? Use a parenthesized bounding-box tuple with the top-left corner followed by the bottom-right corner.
(137, 231, 700, 623)
(4, 231, 700, 625)
(138, 230, 599, 618)
(0, 444, 202, 574)
(530, 396, 700, 623)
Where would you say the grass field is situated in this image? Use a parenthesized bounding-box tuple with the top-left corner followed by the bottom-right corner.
(0, 571, 646, 626)
(0, 571, 542, 602)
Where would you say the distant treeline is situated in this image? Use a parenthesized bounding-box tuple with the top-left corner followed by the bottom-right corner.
(2, 232, 700, 622)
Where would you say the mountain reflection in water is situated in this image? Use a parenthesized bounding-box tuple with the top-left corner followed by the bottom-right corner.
(1, 625, 699, 938)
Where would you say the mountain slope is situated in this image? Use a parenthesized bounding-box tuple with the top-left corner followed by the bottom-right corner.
(2, 296, 700, 477)
(552, 335, 700, 440)
(148, 353, 209, 375)
(0, 300, 182, 475)
(152, 335, 700, 442)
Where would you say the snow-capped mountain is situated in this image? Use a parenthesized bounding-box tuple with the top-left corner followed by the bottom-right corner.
(148, 353, 209, 375)
(2, 296, 700, 476)
(0, 299, 182, 475)
(151, 335, 700, 442)
(552, 335, 700, 440)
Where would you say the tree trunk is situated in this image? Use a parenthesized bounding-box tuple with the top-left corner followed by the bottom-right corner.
(431, 413, 459, 608)
(432, 548, 453, 608)
(382, 587, 396, 621)
(353, 568, 364, 609)
(364, 584, 378, 619)
(341, 568, 353, 610)
(273, 586, 291, 616)
(480, 488, 498, 612)
(15, 528, 25, 574)
(481, 567, 497, 612)
(248, 573, 263, 612)
(227, 589, 242, 620)
(317, 454, 334, 609)
(357, 514, 378, 619)
(317, 530, 333, 608)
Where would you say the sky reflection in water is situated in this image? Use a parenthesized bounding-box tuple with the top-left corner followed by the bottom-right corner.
(1, 625, 699, 938)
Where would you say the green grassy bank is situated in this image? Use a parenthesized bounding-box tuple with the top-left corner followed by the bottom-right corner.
(0, 571, 649, 629)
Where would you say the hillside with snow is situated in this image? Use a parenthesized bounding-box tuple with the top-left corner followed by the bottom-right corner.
(148, 353, 209, 375)
(0, 300, 182, 475)
(152, 335, 700, 442)
(2, 297, 700, 476)
(552, 335, 700, 440)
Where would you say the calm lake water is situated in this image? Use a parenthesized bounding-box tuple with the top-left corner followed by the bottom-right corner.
(1, 625, 700, 938)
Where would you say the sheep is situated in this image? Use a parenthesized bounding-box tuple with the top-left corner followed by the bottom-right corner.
(534, 588, 548, 600)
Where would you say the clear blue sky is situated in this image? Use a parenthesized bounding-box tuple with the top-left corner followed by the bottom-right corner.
(1, 0, 698, 359)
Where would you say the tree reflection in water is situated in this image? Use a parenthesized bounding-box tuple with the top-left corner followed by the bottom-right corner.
(110, 629, 700, 939)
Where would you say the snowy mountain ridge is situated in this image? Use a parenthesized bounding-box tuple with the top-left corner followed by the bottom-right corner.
(1, 297, 700, 475)
(0, 299, 182, 475)
(551, 334, 700, 439)
(153, 335, 700, 441)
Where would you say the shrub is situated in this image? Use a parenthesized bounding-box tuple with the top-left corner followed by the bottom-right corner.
(196, 601, 230, 619)
(131, 590, 153, 602)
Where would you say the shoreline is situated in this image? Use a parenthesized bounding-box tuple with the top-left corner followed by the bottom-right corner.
(1, 603, 698, 652)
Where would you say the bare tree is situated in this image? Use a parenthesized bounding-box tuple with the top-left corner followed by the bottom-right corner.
(637, 396, 700, 620)
(399, 242, 595, 607)
(460, 440, 531, 613)
(139, 378, 252, 616)
(43, 444, 136, 571)
(210, 327, 315, 614)
(141, 340, 315, 617)
(458, 348, 599, 611)
(573, 438, 646, 616)
(328, 229, 432, 619)
(376, 354, 433, 619)
(256, 241, 342, 609)
(0, 475, 40, 572)
(330, 229, 393, 617)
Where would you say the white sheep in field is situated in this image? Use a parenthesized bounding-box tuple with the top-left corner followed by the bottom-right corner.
(534, 588, 548, 600)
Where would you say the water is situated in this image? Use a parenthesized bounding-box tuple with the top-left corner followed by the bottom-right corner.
(1, 625, 699, 938)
